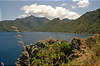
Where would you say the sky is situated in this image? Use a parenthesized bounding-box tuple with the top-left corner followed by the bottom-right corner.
(0, 9, 1, 20)
(0, 0, 100, 21)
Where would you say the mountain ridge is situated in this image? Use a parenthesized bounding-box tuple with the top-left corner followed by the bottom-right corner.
(0, 15, 50, 32)
(36, 9, 100, 34)
(0, 9, 100, 34)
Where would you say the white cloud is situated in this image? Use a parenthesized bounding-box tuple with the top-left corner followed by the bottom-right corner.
(71, 5, 77, 9)
(73, 0, 88, 1)
(77, 0, 90, 8)
(62, 3, 68, 6)
(18, 14, 28, 18)
(20, 4, 80, 20)
(72, 0, 90, 8)
(72, 0, 79, 1)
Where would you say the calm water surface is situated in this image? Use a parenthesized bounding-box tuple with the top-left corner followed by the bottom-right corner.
(0, 32, 93, 65)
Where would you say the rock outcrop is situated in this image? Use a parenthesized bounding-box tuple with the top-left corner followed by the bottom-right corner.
(17, 38, 59, 66)
(17, 34, 100, 66)
(68, 34, 100, 65)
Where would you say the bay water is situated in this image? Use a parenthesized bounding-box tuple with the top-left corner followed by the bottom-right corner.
(0, 32, 93, 65)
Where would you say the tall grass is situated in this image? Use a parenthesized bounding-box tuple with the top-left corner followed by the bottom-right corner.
(12, 26, 30, 66)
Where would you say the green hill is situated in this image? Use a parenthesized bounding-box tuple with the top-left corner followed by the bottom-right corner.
(0, 9, 100, 34)
(0, 15, 50, 32)
(36, 9, 100, 34)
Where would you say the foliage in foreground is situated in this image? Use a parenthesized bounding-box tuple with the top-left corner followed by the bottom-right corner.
(12, 26, 100, 66)
(32, 41, 71, 65)
(16, 34, 100, 66)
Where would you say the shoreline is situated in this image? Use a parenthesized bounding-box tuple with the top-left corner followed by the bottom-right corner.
(0, 31, 94, 35)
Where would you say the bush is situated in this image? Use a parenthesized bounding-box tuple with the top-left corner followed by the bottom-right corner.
(31, 41, 72, 65)
(60, 42, 71, 55)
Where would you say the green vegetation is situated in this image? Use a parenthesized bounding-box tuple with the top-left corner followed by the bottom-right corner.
(16, 34, 100, 66)
(0, 15, 50, 32)
(32, 41, 71, 65)
(36, 9, 100, 34)
(0, 20, 29, 32)
(60, 40, 71, 55)
(0, 9, 100, 34)
(12, 26, 100, 66)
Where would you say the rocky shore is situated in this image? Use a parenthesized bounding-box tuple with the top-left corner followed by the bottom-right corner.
(17, 34, 100, 66)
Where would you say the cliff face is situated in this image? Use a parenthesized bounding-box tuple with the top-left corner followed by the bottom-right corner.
(17, 34, 100, 66)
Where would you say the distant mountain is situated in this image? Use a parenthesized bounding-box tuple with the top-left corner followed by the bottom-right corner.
(36, 9, 100, 34)
(0, 15, 50, 32)
(62, 18, 71, 21)
(0, 9, 100, 34)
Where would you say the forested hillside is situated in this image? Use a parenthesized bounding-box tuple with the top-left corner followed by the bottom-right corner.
(0, 9, 100, 34)
(36, 9, 100, 34)
(0, 15, 50, 32)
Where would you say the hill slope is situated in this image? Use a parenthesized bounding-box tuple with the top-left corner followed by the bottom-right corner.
(36, 9, 100, 34)
(0, 9, 100, 34)
(16, 34, 100, 65)
(0, 15, 50, 32)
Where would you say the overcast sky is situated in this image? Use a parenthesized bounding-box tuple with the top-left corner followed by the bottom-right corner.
(0, 0, 100, 21)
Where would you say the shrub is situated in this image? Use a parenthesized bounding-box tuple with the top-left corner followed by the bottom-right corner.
(60, 42, 71, 55)
(31, 41, 71, 65)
